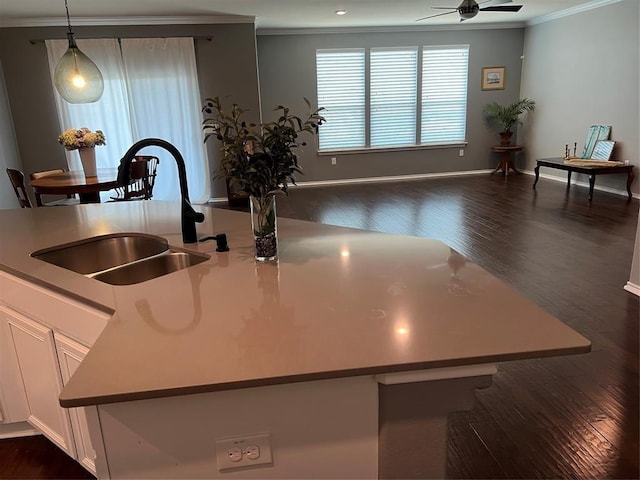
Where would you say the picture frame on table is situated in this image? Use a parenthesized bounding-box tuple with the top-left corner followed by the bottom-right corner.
(482, 66, 505, 90)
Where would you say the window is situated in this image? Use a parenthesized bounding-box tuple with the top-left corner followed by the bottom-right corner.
(370, 47, 418, 147)
(316, 49, 365, 150)
(316, 45, 469, 151)
(421, 46, 469, 144)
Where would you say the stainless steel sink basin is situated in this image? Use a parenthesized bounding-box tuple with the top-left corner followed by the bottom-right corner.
(32, 233, 170, 274)
(32, 233, 210, 285)
(91, 250, 209, 285)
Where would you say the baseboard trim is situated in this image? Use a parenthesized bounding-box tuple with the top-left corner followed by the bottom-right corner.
(0, 421, 40, 439)
(624, 281, 640, 297)
(208, 169, 493, 204)
(522, 170, 640, 200)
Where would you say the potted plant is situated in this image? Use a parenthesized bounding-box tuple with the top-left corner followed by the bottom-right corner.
(202, 97, 325, 261)
(483, 98, 535, 145)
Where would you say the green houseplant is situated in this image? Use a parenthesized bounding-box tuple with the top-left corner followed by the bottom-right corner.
(202, 97, 325, 261)
(483, 98, 535, 145)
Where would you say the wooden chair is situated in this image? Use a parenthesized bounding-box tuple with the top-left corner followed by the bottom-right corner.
(29, 169, 79, 207)
(6, 168, 32, 208)
(110, 156, 159, 201)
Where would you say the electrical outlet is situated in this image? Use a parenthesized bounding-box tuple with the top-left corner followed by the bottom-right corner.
(228, 448, 242, 462)
(331, 157, 337, 165)
(215, 433, 273, 472)
(245, 445, 260, 460)
(459, 149, 464, 157)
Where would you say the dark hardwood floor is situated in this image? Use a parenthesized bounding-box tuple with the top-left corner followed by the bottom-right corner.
(1, 173, 638, 479)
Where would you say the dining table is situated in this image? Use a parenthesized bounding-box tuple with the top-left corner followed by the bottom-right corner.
(29, 169, 121, 205)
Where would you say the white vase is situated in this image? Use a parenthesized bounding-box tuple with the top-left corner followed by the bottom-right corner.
(78, 147, 97, 177)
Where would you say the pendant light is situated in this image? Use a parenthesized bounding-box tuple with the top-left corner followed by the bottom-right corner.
(53, 0, 104, 103)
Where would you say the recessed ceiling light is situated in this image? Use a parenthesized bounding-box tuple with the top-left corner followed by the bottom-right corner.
(335, 9, 347, 16)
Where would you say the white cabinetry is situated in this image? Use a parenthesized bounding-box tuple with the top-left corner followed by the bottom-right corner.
(55, 334, 96, 474)
(0, 270, 109, 475)
(4, 308, 76, 457)
(0, 307, 29, 424)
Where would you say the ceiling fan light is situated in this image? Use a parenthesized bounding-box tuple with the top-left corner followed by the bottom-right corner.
(458, 8, 479, 19)
(458, 0, 479, 19)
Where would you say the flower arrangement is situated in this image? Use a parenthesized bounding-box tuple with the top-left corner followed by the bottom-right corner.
(57, 127, 106, 151)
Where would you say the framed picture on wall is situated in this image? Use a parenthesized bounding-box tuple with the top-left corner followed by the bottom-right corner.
(482, 66, 505, 90)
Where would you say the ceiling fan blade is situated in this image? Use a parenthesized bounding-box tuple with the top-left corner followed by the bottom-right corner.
(431, 6, 459, 9)
(480, 5, 523, 12)
(479, 0, 513, 5)
(416, 10, 457, 21)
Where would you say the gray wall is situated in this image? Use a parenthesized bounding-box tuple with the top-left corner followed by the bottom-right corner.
(520, 0, 639, 195)
(0, 60, 24, 209)
(0, 23, 261, 199)
(257, 28, 525, 182)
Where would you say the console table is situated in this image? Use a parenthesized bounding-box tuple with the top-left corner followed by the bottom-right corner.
(491, 145, 524, 176)
(533, 158, 635, 201)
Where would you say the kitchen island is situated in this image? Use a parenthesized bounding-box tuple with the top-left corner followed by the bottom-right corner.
(0, 201, 590, 478)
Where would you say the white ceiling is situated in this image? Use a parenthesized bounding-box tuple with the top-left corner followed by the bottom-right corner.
(0, 0, 607, 30)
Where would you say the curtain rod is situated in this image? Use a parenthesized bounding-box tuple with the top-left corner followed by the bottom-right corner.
(30, 36, 212, 45)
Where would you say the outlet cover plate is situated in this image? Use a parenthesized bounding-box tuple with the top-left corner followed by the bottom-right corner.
(215, 433, 273, 472)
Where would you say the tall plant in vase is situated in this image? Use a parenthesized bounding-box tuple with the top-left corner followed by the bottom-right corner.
(203, 97, 325, 261)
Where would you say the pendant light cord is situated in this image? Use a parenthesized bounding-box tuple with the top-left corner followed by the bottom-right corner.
(64, 0, 73, 34)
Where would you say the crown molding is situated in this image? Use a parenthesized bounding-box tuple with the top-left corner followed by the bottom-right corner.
(257, 22, 525, 36)
(527, 0, 626, 26)
(0, 15, 255, 28)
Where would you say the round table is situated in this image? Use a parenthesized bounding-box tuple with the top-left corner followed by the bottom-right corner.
(30, 169, 120, 205)
(491, 145, 524, 176)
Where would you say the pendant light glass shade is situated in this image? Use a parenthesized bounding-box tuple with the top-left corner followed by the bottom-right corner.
(54, 32, 104, 103)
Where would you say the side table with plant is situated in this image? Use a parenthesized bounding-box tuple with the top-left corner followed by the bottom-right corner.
(483, 98, 535, 146)
(202, 97, 325, 262)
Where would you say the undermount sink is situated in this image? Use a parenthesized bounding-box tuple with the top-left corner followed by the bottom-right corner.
(32, 233, 210, 285)
(91, 250, 208, 285)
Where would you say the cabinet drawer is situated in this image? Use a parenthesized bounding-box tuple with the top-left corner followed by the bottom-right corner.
(0, 271, 110, 345)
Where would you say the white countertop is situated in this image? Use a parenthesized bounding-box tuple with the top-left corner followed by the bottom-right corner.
(0, 202, 591, 407)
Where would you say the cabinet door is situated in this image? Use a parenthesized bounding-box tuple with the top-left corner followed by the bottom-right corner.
(6, 311, 76, 457)
(0, 307, 29, 423)
(55, 333, 96, 475)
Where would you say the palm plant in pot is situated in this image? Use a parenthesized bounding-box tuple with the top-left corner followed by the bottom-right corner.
(483, 98, 535, 145)
(202, 97, 325, 262)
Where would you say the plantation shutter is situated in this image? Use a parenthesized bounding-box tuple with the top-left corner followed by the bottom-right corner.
(421, 46, 469, 144)
(316, 49, 366, 150)
(370, 47, 418, 147)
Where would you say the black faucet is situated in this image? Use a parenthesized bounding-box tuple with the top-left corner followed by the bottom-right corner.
(117, 138, 205, 243)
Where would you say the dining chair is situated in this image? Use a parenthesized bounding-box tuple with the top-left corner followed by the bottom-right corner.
(29, 169, 79, 207)
(6, 168, 32, 208)
(110, 155, 159, 201)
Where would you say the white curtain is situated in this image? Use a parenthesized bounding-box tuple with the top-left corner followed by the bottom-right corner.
(45, 37, 210, 203)
(120, 38, 208, 203)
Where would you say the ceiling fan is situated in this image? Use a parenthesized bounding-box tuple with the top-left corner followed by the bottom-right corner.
(417, 0, 523, 22)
